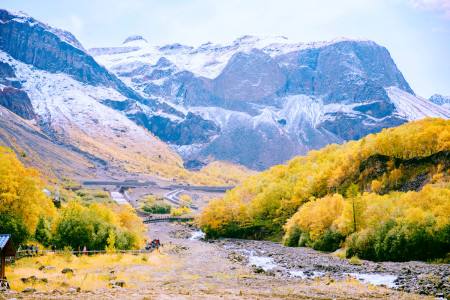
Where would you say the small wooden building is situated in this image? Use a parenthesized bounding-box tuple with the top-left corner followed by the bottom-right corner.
(0, 234, 15, 280)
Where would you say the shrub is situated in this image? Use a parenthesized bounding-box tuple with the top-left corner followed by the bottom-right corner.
(283, 194, 344, 251)
(171, 206, 190, 217)
(346, 221, 450, 261)
(142, 202, 171, 214)
(282, 225, 301, 247)
(310, 230, 344, 252)
(349, 255, 363, 265)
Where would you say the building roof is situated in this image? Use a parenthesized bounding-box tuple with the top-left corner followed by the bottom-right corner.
(0, 234, 15, 256)
(0, 234, 10, 250)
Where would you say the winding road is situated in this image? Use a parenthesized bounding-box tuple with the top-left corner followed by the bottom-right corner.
(164, 189, 199, 210)
(83, 179, 226, 210)
(82, 179, 234, 193)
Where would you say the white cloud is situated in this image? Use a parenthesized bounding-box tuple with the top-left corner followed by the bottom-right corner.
(410, 0, 450, 17)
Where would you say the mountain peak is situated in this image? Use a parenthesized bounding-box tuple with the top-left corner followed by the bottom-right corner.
(123, 35, 148, 44)
(429, 94, 450, 106)
(0, 8, 85, 51)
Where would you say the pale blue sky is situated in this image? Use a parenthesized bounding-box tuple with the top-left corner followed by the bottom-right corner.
(2, 0, 450, 97)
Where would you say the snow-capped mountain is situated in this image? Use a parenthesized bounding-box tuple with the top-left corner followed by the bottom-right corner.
(429, 94, 450, 110)
(0, 9, 189, 178)
(1, 8, 448, 173)
(91, 35, 450, 169)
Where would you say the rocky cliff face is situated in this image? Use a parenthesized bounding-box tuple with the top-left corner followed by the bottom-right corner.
(0, 61, 34, 119)
(92, 36, 449, 169)
(0, 87, 35, 119)
(0, 10, 137, 99)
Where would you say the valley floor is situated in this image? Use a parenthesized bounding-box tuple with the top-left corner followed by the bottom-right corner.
(2, 221, 446, 299)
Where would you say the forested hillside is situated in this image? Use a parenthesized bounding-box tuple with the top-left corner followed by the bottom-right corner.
(198, 118, 450, 261)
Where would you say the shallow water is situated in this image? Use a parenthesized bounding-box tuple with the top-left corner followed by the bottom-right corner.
(248, 253, 278, 271)
(346, 273, 398, 288)
(289, 270, 325, 279)
(189, 230, 206, 241)
(239, 247, 398, 288)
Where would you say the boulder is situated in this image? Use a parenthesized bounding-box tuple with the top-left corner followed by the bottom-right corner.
(61, 268, 74, 274)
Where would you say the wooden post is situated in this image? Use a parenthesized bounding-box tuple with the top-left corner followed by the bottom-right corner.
(0, 255, 5, 280)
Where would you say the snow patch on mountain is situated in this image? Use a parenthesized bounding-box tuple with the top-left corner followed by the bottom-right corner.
(386, 87, 450, 120)
(190, 94, 364, 137)
(280, 95, 324, 129)
(190, 106, 252, 129)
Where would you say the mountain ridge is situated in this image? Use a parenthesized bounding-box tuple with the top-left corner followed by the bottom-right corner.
(91, 34, 448, 169)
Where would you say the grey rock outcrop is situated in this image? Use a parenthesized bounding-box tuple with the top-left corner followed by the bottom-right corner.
(0, 87, 35, 119)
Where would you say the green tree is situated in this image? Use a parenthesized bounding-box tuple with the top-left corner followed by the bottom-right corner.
(0, 212, 29, 246)
(35, 216, 52, 247)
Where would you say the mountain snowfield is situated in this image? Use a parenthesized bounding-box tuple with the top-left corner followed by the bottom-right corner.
(1, 8, 449, 175)
(386, 87, 450, 120)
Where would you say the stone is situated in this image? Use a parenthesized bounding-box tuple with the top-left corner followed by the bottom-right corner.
(22, 287, 36, 293)
(67, 287, 81, 293)
(252, 266, 265, 274)
(39, 265, 55, 271)
(109, 280, 126, 288)
(61, 268, 74, 274)
(21, 276, 37, 283)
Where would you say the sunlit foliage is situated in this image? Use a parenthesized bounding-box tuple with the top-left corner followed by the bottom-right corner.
(0, 146, 56, 235)
(53, 202, 144, 250)
(0, 146, 144, 249)
(199, 119, 450, 260)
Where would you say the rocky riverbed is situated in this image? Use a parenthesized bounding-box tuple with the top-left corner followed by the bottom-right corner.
(160, 223, 449, 298)
(210, 238, 449, 298)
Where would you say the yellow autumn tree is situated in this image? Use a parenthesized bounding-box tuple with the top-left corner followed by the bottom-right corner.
(0, 146, 56, 232)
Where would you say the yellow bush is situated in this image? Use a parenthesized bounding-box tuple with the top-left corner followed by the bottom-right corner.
(171, 206, 190, 216)
(284, 194, 344, 241)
